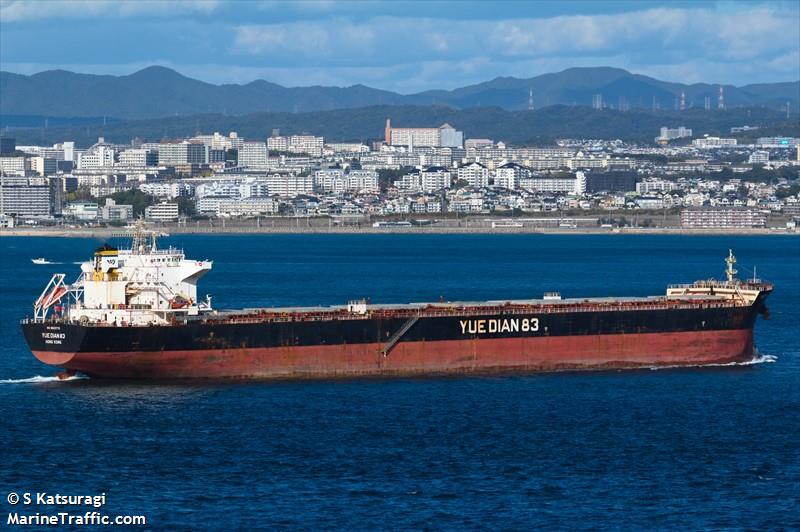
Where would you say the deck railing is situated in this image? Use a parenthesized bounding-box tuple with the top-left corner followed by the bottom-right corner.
(22, 294, 753, 328)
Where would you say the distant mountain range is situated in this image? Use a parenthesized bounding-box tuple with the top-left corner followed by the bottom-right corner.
(1, 66, 798, 120)
(9, 105, 796, 149)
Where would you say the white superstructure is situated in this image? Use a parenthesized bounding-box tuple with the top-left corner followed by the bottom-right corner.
(33, 224, 212, 326)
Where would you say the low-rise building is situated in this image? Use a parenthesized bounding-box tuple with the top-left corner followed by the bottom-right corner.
(520, 175, 579, 194)
(748, 151, 770, 164)
(265, 174, 314, 197)
(64, 201, 99, 221)
(692, 137, 737, 149)
(681, 208, 766, 228)
(145, 202, 179, 222)
(100, 198, 133, 222)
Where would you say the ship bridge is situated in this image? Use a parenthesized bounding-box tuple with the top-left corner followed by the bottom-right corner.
(31, 223, 213, 326)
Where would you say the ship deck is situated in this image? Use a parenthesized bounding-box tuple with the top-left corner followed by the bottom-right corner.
(198, 293, 747, 325)
(24, 291, 756, 328)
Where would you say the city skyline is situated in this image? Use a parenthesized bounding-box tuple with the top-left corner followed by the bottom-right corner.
(1, 0, 799, 93)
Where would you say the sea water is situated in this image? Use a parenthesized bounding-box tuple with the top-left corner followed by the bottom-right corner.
(1, 234, 798, 529)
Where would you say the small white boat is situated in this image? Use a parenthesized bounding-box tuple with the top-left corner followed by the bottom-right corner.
(31, 258, 49, 264)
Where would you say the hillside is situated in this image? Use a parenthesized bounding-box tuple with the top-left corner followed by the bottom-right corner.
(1, 66, 797, 120)
(8, 105, 795, 148)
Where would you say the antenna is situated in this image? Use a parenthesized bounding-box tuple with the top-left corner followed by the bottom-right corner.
(680, 91, 686, 111)
(528, 88, 534, 111)
(717, 86, 725, 110)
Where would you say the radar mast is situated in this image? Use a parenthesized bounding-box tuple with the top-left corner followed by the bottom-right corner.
(725, 249, 737, 284)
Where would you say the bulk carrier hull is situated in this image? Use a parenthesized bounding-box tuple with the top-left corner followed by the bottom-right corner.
(22, 302, 765, 380)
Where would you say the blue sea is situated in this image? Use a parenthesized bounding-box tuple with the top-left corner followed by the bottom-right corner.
(1, 234, 798, 530)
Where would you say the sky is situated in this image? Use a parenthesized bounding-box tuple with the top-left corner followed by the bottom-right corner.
(1, 0, 798, 93)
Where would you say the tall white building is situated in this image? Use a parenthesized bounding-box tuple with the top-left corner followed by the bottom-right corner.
(385, 120, 463, 148)
(288, 135, 324, 157)
(77, 146, 115, 169)
(267, 135, 324, 156)
(265, 174, 314, 197)
(0, 176, 51, 216)
(239, 141, 268, 168)
(267, 136, 288, 152)
(574, 171, 587, 195)
(63, 142, 75, 163)
(314, 169, 346, 192)
(0, 156, 27, 176)
(419, 168, 452, 192)
(157, 142, 207, 166)
(191, 131, 238, 151)
(346, 170, 379, 192)
(493, 163, 531, 190)
(456, 162, 489, 188)
(118, 149, 155, 167)
(656, 126, 693, 142)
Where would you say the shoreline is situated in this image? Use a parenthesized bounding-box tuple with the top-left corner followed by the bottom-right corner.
(2, 226, 797, 237)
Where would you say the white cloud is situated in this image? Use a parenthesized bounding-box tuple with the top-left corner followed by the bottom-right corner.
(1, 2, 797, 91)
(230, 7, 799, 68)
(0, 0, 219, 21)
(234, 18, 377, 58)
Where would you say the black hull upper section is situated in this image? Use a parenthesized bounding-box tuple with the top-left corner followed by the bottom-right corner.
(23, 302, 764, 355)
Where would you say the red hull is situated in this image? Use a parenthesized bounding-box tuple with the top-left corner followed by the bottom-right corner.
(32, 328, 755, 380)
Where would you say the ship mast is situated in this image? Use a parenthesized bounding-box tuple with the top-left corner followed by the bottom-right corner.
(130, 220, 157, 254)
(725, 249, 737, 284)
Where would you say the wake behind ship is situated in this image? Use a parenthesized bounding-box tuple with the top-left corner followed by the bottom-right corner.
(22, 226, 772, 380)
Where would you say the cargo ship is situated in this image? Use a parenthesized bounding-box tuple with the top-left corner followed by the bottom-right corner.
(22, 226, 772, 380)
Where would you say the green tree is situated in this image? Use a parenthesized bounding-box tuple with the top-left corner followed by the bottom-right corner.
(377, 167, 413, 191)
(176, 196, 196, 217)
(103, 190, 155, 216)
(65, 187, 94, 202)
